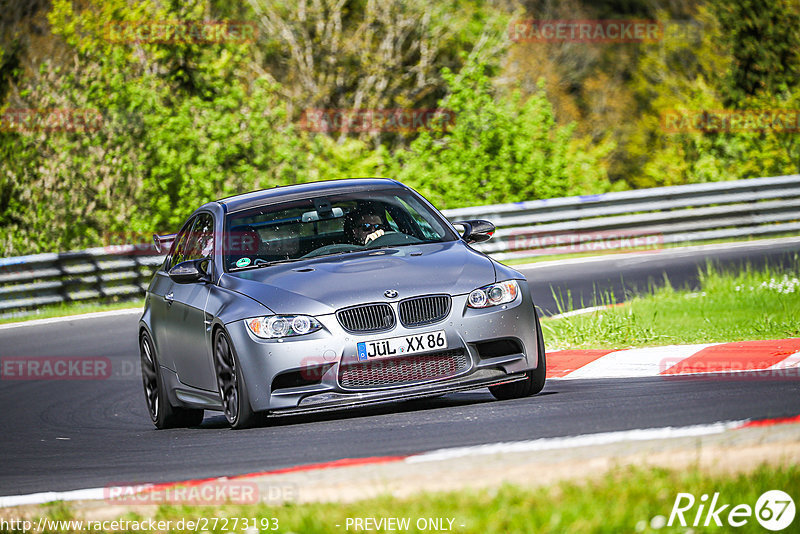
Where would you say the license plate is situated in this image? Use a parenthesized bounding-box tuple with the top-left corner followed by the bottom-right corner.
(357, 330, 447, 361)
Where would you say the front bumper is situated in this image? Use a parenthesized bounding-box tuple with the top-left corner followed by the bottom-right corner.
(225, 280, 541, 413)
(269, 369, 529, 417)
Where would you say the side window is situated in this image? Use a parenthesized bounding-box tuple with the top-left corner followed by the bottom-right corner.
(185, 213, 215, 262)
(165, 218, 196, 271)
(396, 197, 440, 240)
(384, 211, 400, 232)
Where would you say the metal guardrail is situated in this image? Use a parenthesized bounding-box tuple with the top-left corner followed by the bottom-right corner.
(1, 175, 799, 313)
(0, 247, 164, 313)
(442, 174, 800, 261)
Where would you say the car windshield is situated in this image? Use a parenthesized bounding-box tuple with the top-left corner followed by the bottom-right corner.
(223, 188, 457, 271)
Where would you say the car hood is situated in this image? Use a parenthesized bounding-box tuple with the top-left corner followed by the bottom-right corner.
(219, 241, 496, 315)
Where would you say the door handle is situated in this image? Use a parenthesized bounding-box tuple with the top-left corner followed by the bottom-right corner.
(164, 291, 174, 305)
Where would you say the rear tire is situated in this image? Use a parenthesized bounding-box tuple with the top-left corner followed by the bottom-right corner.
(140, 332, 204, 429)
(489, 311, 546, 400)
(214, 329, 262, 429)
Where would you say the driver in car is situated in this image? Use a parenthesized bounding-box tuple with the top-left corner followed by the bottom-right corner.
(345, 207, 387, 245)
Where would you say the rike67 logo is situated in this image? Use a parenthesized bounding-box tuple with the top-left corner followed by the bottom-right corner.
(660, 490, 795, 531)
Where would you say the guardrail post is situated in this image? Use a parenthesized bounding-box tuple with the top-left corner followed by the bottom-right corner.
(55, 254, 71, 305)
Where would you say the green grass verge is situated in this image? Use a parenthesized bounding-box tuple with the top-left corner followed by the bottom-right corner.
(0, 299, 143, 325)
(28, 463, 798, 533)
(541, 259, 800, 350)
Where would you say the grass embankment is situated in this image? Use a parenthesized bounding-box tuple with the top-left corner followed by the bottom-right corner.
(25, 463, 797, 533)
(541, 260, 800, 350)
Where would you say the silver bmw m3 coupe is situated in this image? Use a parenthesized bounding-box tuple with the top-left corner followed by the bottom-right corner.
(139, 178, 546, 429)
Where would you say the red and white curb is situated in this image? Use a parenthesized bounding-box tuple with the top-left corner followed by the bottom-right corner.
(547, 338, 800, 380)
(3, 414, 800, 508)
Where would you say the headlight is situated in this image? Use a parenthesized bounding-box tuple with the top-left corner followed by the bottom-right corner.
(245, 315, 322, 339)
(467, 280, 520, 308)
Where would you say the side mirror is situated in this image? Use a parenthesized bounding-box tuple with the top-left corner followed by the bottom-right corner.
(453, 219, 495, 244)
(169, 259, 211, 284)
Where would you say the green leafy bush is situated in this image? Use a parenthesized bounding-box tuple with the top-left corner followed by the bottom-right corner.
(391, 58, 613, 209)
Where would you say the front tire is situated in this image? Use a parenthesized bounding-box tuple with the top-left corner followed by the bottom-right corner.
(214, 329, 261, 429)
(140, 332, 204, 429)
(489, 311, 547, 400)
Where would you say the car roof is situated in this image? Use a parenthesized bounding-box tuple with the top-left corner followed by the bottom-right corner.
(217, 178, 406, 213)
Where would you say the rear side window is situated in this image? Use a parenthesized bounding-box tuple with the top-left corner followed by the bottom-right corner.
(165, 218, 195, 271)
(165, 213, 215, 270)
(184, 213, 215, 262)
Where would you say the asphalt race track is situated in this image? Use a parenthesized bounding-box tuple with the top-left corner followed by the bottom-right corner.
(1, 239, 799, 497)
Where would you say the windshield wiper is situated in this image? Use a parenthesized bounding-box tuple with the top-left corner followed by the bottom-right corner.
(303, 251, 353, 260)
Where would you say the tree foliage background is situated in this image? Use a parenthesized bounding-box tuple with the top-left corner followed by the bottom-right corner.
(1, 0, 799, 255)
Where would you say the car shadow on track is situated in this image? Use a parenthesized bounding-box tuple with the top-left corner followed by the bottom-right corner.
(198, 389, 559, 430)
(198, 391, 503, 429)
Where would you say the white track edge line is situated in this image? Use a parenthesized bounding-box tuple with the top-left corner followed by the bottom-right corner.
(0, 488, 107, 508)
(0, 483, 165, 509)
(547, 305, 612, 319)
(404, 420, 746, 463)
(0, 308, 142, 330)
